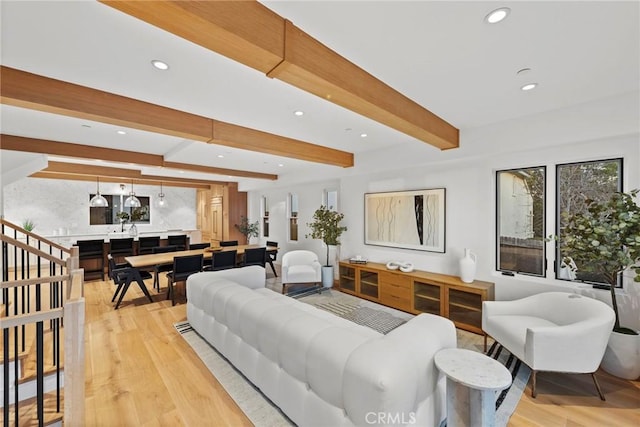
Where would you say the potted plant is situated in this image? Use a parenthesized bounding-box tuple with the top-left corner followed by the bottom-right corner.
(129, 206, 148, 237)
(306, 206, 347, 288)
(116, 211, 130, 232)
(234, 215, 259, 244)
(560, 189, 640, 379)
(22, 219, 35, 232)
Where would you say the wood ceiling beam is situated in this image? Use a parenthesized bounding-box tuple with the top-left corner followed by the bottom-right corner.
(31, 172, 211, 190)
(0, 66, 354, 167)
(42, 162, 223, 187)
(101, 0, 459, 150)
(0, 134, 278, 180)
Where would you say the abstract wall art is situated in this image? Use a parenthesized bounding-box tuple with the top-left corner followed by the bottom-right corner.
(364, 188, 446, 253)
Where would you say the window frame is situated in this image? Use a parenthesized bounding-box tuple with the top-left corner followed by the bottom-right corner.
(495, 166, 547, 277)
(554, 157, 623, 286)
(288, 192, 299, 242)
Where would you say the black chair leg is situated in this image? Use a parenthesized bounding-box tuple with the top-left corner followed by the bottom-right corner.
(111, 283, 124, 302)
(114, 280, 132, 309)
(267, 260, 277, 277)
(135, 278, 154, 304)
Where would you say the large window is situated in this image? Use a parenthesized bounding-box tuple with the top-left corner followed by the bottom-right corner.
(89, 194, 150, 225)
(496, 167, 546, 276)
(556, 158, 623, 285)
(288, 193, 298, 241)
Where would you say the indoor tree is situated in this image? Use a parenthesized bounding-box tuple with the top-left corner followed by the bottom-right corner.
(561, 189, 640, 334)
(306, 206, 347, 266)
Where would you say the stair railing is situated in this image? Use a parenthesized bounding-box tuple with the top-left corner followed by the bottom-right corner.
(1, 218, 84, 427)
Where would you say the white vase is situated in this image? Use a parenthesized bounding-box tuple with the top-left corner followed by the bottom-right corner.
(601, 330, 640, 380)
(321, 266, 334, 288)
(459, 248, 477, 283)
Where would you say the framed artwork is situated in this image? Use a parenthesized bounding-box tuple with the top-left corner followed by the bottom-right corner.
(364, 188, 446, 253)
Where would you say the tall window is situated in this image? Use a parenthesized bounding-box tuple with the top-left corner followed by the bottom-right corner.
(261, 195, 269, 237)
(288, 193, 298, 241)
(556, 158, 623, 285)
(496, 167, 546, 276)
(324, 189, 338, 211)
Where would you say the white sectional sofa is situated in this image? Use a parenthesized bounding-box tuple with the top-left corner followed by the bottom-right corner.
(186, 266, 457, 427)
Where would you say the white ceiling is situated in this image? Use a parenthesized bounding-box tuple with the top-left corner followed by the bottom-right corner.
(1, 1, 638, 190)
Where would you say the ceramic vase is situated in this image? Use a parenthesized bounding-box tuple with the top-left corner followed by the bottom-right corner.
(459, 248, 477, 283)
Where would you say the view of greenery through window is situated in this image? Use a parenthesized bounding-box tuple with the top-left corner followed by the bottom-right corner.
(557, 159, 622, 285)
(496, 167, 546, 276)
(497, 158, 623, 283)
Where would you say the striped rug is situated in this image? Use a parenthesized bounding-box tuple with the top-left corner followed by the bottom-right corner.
(309, 301, 407, 334)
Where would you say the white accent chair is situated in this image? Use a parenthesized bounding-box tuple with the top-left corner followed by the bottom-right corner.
(482, 292, 615, 400)
(281, 250, 322, 294)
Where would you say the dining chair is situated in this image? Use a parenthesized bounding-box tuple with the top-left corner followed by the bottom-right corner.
(107, 254, 153, 309)
(109, 238, 134, 262)
(189, 242, 211, 250)
(266, 240, 278, 277)
(242, 247, 267, 268)
(151, 245, 179, 291)
(167, 234, 188, 251)
(166, 254, 204, 306)
(138, 236, 161, 255)
(204, 250, 237, 271)
(220, 240, 238, 247)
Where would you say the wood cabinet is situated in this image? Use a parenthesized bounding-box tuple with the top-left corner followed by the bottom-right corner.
(338, 261, 494, 334)
(196, 184, 247, 245)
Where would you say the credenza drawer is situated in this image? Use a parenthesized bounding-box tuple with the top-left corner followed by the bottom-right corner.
(379, 282, 412, 300)
(380, 292, 411, 312)
(379, 272, 411, 288)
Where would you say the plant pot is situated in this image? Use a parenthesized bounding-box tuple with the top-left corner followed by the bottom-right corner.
(321, 266, 334, 288)
(600, 330, 640, 380)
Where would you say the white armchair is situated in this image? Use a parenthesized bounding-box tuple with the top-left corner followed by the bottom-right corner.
(482, 292, 615, 400)
(281, 250, 322, 294)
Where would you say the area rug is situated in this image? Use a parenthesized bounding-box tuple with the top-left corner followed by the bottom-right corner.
(175, 292, 529, 427)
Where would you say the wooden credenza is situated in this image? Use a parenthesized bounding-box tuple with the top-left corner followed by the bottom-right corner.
(338, 261, 494, 334)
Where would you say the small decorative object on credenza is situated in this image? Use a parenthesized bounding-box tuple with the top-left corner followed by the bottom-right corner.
(459, 248, 477, 283)
(349, 255, 368, 264)
(386, 261, 414, 273)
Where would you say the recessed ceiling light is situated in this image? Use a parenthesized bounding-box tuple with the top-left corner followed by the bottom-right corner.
(521, 83, 538, 91)
(485, 7, 510, 24)
(179, 170, 185, 174)
(116, 130, 127, 135)
(278, 163, 284, 167)
(516, 68, 531, 75)
(82, 124, 92, 128)
(217, 154, 224, 158)
(151, 59, 169, 70)
(293, 110, 304, 116)
(360, 133, 368, 138)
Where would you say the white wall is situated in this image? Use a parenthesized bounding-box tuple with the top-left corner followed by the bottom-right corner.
(2, 177, 196, 237)
(248, 179, 341, 266)
(248, 97, 640, 330)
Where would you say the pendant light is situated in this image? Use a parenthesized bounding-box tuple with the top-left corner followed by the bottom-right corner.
(157, 182, 167, 207)
(124, 180, 141, 208)
(89, 177, 109, 207)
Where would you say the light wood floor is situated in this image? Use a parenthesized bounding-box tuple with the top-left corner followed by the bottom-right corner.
(84, 271, 640, 427)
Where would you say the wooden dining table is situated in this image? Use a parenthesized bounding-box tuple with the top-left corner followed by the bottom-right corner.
(124, 244, 277, 268)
